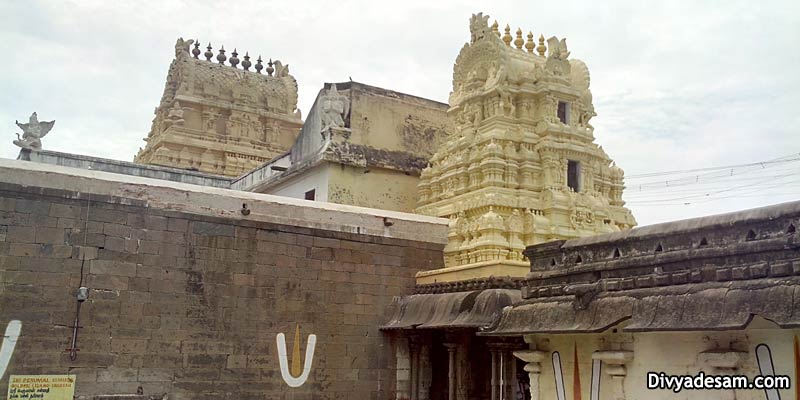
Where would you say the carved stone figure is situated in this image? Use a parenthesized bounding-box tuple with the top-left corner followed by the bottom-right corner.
(469, 12, 491, 43)
(174, 38, 194, 58)
(273, 60, 290, 78)
(484, 63, 507, 89)
(498, 87, 515, 117)
(319, 84, 349, 132)
(545, 36, 572, 77)
(163, 101, 185, 129)
(570, 59, 596, 128)
(13, 112, 54, 150)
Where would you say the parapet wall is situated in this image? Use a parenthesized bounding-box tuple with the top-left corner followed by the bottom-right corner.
(0, 159, 447, 399)
(23, 149, 233, 188)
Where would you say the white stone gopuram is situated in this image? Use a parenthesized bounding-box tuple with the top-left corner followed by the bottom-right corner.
(415, 14, 636, 283)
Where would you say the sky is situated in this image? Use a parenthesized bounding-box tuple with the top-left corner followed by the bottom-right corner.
(1, 0, 798, 226)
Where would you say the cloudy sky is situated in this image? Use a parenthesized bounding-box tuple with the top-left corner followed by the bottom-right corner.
(2, 0, 798, 226)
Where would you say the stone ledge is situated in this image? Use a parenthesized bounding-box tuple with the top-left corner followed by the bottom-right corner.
(0, 158, 447, 244)
(415, 275, 525, 294)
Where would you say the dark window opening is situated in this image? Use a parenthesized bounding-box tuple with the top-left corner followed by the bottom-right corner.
(550, 258, 556, 267)
(304, 189, 316, 201)
(612, 248, 621, 258)
(575, 254, 583, 264)
(698, 237, 708, 247)
(557, 101, 570, 124)
(746, 230, 757, 241)
(655, 243, 663, 253)
(567, 160, 581, 192)
(788, 223, 796, 234)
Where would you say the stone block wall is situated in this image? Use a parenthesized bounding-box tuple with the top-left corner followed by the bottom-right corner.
(0, 160, 446, 400)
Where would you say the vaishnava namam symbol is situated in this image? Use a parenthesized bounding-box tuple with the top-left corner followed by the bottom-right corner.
(0, 320, 22, 379)
(276, 324, 317, 387)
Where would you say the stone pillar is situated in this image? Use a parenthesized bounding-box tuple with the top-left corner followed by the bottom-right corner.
(410, 341, 419, 400)
(445, 343, 458, 400)
(698, 350, 745, 400)
(510, 353, 518, 400)
(491, 349, 498, 400)
(592, 351, 633, 400)
(419, 343, 432, 400)
(500, 350, 508, 400)
(396, 336, 412, 400)
(512, 350, 548, 400)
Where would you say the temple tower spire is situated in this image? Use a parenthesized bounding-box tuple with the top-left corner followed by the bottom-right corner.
(415, 13, 636, 282)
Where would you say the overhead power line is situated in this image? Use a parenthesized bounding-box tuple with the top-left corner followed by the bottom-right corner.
(626, 153, 800, 179)
(620, 152, 800, 206)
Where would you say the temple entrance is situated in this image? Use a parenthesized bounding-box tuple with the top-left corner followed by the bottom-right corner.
(393, 331, 528, 400)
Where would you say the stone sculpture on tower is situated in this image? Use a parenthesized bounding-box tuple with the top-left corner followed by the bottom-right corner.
(415, 13, 636, 282)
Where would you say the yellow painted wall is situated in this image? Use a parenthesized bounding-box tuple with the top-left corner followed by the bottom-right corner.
(327, 163, 421, 213)
(347, 85, 450, 157)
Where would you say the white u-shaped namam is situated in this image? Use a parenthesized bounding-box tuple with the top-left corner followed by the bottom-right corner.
(755, 344, 780, 400)
(0, 320, 21, 379)
(276, 332, 317, 387)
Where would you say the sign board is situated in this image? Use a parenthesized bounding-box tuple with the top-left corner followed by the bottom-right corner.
(6, 375, 76, 400)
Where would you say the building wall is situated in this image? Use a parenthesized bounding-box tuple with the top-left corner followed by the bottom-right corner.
(0, 160, 447, 400)
(345, 83, 450, 158)
(229, 153, 291, 192)
(327, 164, 422, 213)
(244, 82, 451, 210)
(526, 323, 799, 400)
(267, 163, 330, 201)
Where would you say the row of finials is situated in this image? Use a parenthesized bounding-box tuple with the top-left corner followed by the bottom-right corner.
(192, 41, 276, 75)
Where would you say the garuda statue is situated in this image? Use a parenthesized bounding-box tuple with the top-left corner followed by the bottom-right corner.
(13, 112, 54, 150)
(319, 84, 349, 132)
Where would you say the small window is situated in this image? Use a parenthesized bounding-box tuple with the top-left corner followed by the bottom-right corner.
(655, 243, 663, 253)
(567, 160, 581, 192)
(557, 101, 570, 124)
(787, 224, 796, 234)
(304, 189, 316, 201)
(746, 230, 756, 241)
(698, 237, 708, 247)
(612, 248, 621, 258)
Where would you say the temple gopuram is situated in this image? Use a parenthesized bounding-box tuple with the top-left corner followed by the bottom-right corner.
(134, 39, 303, 176)
(415, 13, 635, 283)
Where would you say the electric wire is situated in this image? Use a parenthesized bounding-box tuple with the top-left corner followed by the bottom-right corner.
(620, 152, 800, 206)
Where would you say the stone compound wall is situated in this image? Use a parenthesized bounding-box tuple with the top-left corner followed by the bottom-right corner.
(0, 159, 447, 399)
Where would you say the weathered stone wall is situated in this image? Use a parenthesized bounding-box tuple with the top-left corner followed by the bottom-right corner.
(0, 160, 447, 399)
